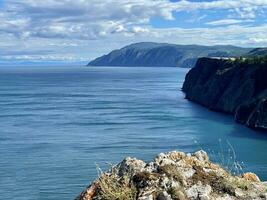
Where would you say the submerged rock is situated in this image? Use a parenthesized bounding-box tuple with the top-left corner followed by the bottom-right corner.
(76, 150, 267, 200)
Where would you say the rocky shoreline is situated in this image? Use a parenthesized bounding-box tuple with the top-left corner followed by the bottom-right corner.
(76, 150, 267, 200)
(182, 57, 267, 131)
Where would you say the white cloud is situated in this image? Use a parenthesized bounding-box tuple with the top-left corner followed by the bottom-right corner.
(206, 19, 254, 26)
(0, 0, 266, 62)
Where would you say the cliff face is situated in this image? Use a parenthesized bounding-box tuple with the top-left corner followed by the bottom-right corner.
(182, 57, 267, 130)
(88, 42, 250, 68)
(76, 150, 267, 200)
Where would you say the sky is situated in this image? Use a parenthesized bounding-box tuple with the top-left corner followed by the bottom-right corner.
(0, 0, 267, 64)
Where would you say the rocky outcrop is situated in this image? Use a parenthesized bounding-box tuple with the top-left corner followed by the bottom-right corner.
(182, 57, 267, 130)
(76, 150, 267, 200)
(88, 42, 250, 68)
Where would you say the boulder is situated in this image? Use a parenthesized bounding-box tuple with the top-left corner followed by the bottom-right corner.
(76, 150, 267, 200)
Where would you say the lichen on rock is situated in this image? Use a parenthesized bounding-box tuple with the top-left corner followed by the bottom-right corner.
(76, 150, 267, 200)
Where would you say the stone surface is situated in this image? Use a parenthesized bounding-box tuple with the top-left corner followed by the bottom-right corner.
(186, 183, 212, 200)
(193, 150, 209, 162)
(117, 157, 146, 176)
(138, 195, 154, 200)
(157, 191, 172, 200)
(76, 150, 267, 200)
(242, 172, 261, 182)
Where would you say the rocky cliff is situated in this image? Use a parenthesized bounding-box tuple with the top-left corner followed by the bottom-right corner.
(76, 150, 267, 200)
(182, 57, 267, 131)
(88, 42, 250, 68)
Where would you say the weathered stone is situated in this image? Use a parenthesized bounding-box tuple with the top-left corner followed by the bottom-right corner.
(216, 194, 234, 200)
(234, 188, 245, 198)
(117, 157, 146, 176)
(242, 172, 260, 182)
(182, 168, 196, 179)
(75, 181, 99, 200)
(186, 183, 212, 200)
(157, 191, 173, 200)
(193, 150, 209, 162)
(76, 150, 267, 200)
(138, 194, 154, 200)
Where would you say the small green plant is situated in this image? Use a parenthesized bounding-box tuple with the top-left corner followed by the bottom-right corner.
(96, 165, 137, 200)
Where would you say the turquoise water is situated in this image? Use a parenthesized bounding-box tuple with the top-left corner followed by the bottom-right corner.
(0, 66, 267, 200)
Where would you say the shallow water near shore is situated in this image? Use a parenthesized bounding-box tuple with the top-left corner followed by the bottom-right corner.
(0, 66, 267, 200)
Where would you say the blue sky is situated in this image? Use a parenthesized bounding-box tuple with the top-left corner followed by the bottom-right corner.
(0, 0, 266, 63)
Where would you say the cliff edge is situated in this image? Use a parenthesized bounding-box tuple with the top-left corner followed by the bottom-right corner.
(76, 150, 266, 200)
(182, 57, 267, 131)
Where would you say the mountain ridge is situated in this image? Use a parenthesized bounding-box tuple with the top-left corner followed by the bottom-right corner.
(247, 48, 267, 56)
(88, 42, 252, 68)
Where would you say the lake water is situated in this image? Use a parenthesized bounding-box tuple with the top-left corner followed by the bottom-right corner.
(0, 66, 267, 200)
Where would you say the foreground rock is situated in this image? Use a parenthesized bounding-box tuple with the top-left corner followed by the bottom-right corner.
(182, 57, 267, 131)
(76, 150, 267, 200)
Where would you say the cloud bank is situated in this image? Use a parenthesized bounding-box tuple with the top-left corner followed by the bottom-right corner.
(0, 0, 266, 62)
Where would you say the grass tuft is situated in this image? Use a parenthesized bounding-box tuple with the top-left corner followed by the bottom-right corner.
(201, 139, 244, 176)
(167, 187, 187, 200)
(158, 164, 184, 185)
(96, 165, 137, 200)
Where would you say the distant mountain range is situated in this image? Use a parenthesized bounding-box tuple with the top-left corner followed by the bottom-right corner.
(88, 42, 252, 68)
(246, 48, 267, 56)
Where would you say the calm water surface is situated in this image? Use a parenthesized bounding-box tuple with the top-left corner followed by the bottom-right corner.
(0, 66, 267, 200)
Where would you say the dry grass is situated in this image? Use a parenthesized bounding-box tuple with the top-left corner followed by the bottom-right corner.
(202, 139, 244, 176)
(158, 164, 184, 185)
(97, 166, 137, 200)
(231, 178, 251, 191)
(133, 171, 159, 182)
(167, 187, 188, 200)
(215, 177, 253, 197)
